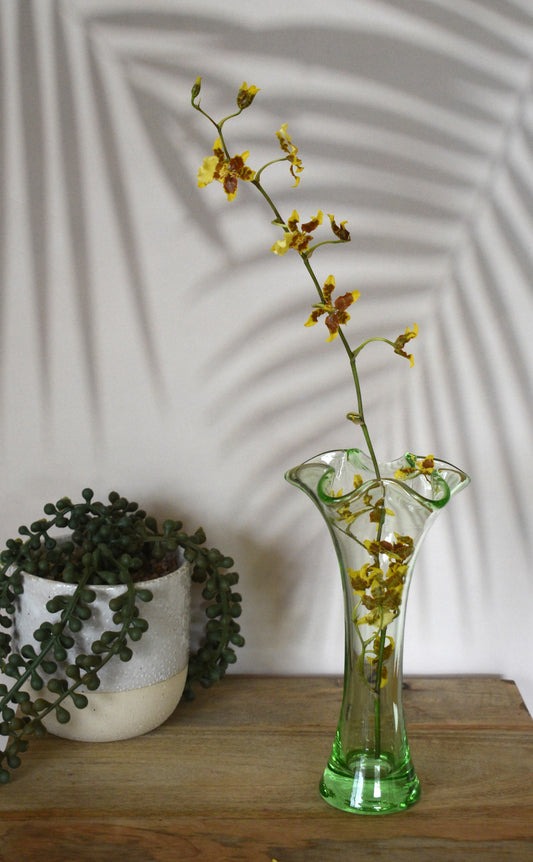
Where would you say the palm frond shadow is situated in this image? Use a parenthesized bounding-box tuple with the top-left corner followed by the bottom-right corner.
(17, 4, 50, 407)
(4, 2, 532, 650)
(52, 4, 102, 425)
(0, 29, 5, 430)
(86, 40, 167, 402)
(378, 0, 533, 53)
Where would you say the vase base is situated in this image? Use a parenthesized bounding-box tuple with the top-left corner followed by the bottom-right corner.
(319, 752, 420, 815)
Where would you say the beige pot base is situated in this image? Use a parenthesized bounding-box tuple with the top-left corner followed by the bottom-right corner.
(42, 667, 188, 742)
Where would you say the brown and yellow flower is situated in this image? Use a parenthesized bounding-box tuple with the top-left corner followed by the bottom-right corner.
(328, 213, 351, 242)
(276, 123, 304, 187)
(393, 323, 418, 367)
(197, 137, 255, 201)
(364, 534, 414, 563)
(236, 82, 260, 110)
(305, 275, 360, 341)
(271, 209, 323, 256)
(395, 455, 435, 481)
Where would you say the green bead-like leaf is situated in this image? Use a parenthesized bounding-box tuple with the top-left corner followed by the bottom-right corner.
(47, 678, 67, 694)
(132, 618, 148, 632)
(55, 706, 70, 724)
(108, 595, 126, 612)
(91, 641, 106, 655)
(33, 721, 47, 738)
(19, 701, 34, 716)
(41, 660, 57, 674)
(30, 671, 44, 691)
(84, 674, 100, 691)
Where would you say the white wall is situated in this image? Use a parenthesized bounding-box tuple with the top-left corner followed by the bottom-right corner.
(1, 0, 532, 712)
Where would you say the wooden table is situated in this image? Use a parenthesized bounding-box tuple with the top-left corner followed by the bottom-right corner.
(0, 676, 531, 861)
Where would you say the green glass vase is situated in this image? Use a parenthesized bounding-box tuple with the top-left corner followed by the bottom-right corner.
(286, 449, 470, 815)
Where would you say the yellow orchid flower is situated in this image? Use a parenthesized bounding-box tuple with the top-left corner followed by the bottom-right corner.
(197, 138, 255, 201)
(236, 82, 260, 109)
(305, 275, 360, 341)
(271, 209, 323, 256)
(276, 123, 304, 186)
(393, 323, 419, 367)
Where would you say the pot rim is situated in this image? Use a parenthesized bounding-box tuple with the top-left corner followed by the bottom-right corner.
(17, 548, 189, 593)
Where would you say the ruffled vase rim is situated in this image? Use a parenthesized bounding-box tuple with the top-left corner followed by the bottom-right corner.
(285, 447, 470, 511)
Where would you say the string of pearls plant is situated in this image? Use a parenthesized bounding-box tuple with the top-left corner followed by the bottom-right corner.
(0, 489, 243, 783)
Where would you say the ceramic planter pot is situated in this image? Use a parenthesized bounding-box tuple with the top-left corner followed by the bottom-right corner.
(12, 557, 191, 742)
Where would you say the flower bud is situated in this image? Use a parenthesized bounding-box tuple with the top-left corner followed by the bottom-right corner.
(191, 77, 202, 102)
(236, 82, 259, 109)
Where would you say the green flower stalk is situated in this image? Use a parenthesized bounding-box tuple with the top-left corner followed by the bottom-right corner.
(191, 78, 430, 759)
(191, 79, 419, 479)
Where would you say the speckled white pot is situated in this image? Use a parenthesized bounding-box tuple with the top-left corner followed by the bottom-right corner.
(13, 559, 191, 742)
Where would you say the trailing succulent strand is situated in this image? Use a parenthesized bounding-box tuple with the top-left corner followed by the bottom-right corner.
(0, 489, 243, 783)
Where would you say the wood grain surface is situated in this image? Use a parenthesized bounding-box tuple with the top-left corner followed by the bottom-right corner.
(0, 676, 531, 862)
